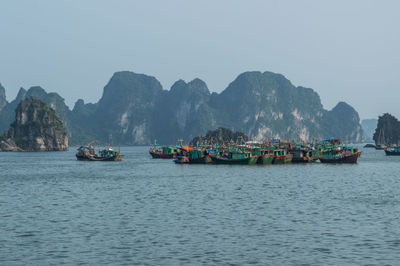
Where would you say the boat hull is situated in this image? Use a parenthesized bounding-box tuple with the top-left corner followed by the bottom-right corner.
(189, 155, 212, 164)
(149, 151, 176, 159)
(174, 155, 212, 164)
(319, 152, 361, 163)
(174, 156, 190, 164)
(292, 157, 317, 163)
(210, 155, 257, 165)
(272, 154, 293, 164)
(76, 154, 123, 161)
(385, 150, 400, 156)
(257, 155, 274, 165)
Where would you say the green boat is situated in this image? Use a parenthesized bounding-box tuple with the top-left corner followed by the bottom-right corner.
(272, 148, 293, 164)
(252, 148, 274, 165)
(174, 148, 212, 164)
(210, 148, 257, 165)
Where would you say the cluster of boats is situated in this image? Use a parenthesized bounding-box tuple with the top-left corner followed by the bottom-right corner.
(149, 138, 362, 165)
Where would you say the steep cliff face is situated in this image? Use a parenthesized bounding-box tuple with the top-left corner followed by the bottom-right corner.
(0, 98, 68, 151)
(68, 99, 99, 144)
(321, 102, 363, 141)
(373, 113, 400, 145)
(0, 83, 7, 112)
(94, 71, 163, 144)
(151, 78, 217, 144)
(210, 71, 326, 141)
(209, 71, 363, 142)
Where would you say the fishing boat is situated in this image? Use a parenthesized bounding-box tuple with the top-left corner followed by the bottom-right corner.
(289, 148, 317, 163)
(318, 142, 361, 163)
(76, 145, 123, 161)
(384, 147, 400, 156)
(253, 148, 274, 165)
(187, 148, 212, 164)
(375, 128, 386, 150)
(173, 147, 213, 164)
(210, 148, 257, 165)
(149, 145, 179, 159)
(272, 148, 293, 164)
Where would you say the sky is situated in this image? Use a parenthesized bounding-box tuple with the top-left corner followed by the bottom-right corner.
(0, 0, 399, 119)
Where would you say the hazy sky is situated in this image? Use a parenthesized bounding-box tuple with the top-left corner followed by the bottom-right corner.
(0, 0, 399, 119)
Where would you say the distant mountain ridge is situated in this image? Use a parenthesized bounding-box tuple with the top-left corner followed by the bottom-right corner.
(0, 71, 363, 145)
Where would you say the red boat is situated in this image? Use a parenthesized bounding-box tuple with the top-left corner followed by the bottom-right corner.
(319, 151, 361, 163)
(319, 145, 361, 164)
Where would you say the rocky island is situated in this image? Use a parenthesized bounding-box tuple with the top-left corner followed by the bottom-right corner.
(373, 113, 400, 146)
(0, 98, 68, 152)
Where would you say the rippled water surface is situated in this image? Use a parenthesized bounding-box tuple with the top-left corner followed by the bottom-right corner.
(1, 146, 400, 265)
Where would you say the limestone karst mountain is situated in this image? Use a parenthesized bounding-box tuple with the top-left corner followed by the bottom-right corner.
(0, 71, 363, 145)
(373, 113, 400, 146)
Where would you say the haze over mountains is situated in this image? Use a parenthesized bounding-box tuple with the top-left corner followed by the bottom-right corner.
(0, 71, 363, 145)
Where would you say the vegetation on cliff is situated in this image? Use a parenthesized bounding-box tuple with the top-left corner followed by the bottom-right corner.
(373, 113, 400, 145)
(190, 127, 248, 146)
(0, 98, 68, 151)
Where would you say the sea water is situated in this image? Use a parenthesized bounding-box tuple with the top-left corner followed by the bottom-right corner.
(1, 146, 399, 265)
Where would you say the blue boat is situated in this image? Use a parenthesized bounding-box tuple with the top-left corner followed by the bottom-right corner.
(385, 147, 400, 156)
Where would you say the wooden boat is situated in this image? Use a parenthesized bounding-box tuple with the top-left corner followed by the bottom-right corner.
(174, 155, 190, 164)
(188, 149, 212, 164)
(210, 148, 257, 165)
(210, 154, 257, 165)
(384, 147, 400, 156)
(272, 149, 293, 164)
(149, 146, 178, 159)
(363, 144, 376, 148)
(258, 153, 274, 164)
(319, 146, 361, 164)
(76, 145, 123, 161)
(290, 148, 317, 163)
(174, 148, 212, 164)
(250, 148, 274, 165)
(319, 152, 361, 163)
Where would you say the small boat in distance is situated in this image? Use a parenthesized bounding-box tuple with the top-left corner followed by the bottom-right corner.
(76, 142, 123, 161)
(149, 139, 180, 159)
(363, 143, 376, 148)
(384, 147, 400, 156)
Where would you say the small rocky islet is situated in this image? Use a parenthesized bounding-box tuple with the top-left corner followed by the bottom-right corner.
(0, 98, 68, 152)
